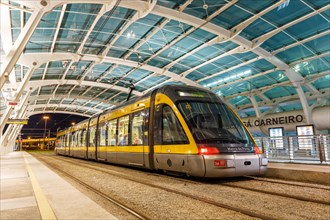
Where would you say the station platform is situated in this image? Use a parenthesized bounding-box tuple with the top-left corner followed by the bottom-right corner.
(0, 151, 117, 220)
(1, 152, 329, 220)
(266, 162, 330, 185)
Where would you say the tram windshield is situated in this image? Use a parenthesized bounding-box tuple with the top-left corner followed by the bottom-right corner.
(177, 101, 254, 147)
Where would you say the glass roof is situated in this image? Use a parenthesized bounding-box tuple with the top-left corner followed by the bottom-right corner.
(0, 0, 329, 119)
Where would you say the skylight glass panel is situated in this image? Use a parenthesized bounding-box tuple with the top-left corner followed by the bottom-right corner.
(236, 0, 275, 13)
(276, 45, 314, 64)
(38, 10, 60, 28)
(112, 93, 129, 103)
(279, 102, 303, 112)
(49, 99, 61, 104)
(239, 19, 276, 40)
(62, 99, 74, 104)
(127, 69, 152, 82)
(139, 75, 169, 89)
(25, 41, 51, 53)
(245, 75, 276, 88)
(154, 45, 189, 67)
(185, 71, 205, 81)
(261, 32, 296, 52)
(245, 59, 275, 72)
(30, 28, 55, 42)
(53, 43, 81, 53)
(304, 0, 330, 8)
(211, 4, 251, 29)
(30, 64, 46, 80)
(268, 70, 288, 82)
(168, 62, 190, 74)
(305, 35, 330, 54)
(264, 87, 293, 99)
(36, 100, 47, 105)
(84, 7, 135, 55)
(285, 14, 330, 40)
(15, 64, 22, 82)
(65, 61, 92, 80)
(183, 0, 226, 19)
(263, 1, 312, 26)
(66, 4, 102, 14)
(54, 85, 72, 95)
(201, 67, 254, 89)
(70, 86, 88, 96)
(98, 90, 117, 100)
(228, 96, 251, 107)
(147, 55, 173, 68)
(156, 0, 185, 9)
(293, 58, 329, 76)
(112, 16, 164, 58)
(312, 75, 330, 90)
(39, 85, 56, 95)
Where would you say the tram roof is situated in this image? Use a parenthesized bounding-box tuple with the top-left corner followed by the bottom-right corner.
(0, 0, 329, 118)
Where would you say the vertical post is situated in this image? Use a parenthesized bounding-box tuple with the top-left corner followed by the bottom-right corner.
(322, 135, 329, 163)
(264, 137, 269, 159)
(43, 115, 49, 150)
(318, 135, 326, 163)
(289, 137, 294, 161)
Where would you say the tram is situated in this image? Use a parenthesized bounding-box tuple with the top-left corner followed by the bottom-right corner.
(55, 85, 268, 177)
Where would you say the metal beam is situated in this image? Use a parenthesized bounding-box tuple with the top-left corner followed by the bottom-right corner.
(26, 110, 92, 118)
(6, 79, 143, 96)
(236, 88, 330, 112)
(273, 30, 330, 55)
(0, 7, 45, 89)
(0, 65, 36, 134)
(27, 94, 117, 106)
(26, 103, 102, 114)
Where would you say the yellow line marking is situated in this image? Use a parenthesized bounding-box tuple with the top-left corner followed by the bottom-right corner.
(24, 154, 57, 220)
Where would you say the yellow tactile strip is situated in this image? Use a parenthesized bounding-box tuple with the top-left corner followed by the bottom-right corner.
(24, 154, 57, 220)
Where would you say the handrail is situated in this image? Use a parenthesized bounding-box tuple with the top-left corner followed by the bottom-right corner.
(254, 134, 330, 164)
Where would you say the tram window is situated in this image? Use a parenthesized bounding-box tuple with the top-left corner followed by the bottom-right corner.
(99, 123, 107, 146)
(76, 130, 81, 147)
(89, 126, 96, 147)
(81, 129, 86, 146)
(72, 132, 77, 147)
(65, 135, 68, 147)
(118, 115, 129, 146)
(162, 106, 188, 144)
(143, 109, 149, 145)
(131, 111, 143, 145)
(108, 119, 117, 146)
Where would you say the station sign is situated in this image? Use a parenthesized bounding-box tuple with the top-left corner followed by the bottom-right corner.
(8, 101, 18, 106)
(6, 119, 28, 125)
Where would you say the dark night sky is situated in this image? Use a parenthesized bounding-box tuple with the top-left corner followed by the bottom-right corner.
(20, 113, 88, 139)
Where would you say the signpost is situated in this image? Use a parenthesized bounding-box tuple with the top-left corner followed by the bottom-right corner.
(6, 119, 28, 125)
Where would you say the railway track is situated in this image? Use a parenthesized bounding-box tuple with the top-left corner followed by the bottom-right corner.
(32, 153, 330, 219)
(43, 154, 330, 206)
(36, 155, 149, 220)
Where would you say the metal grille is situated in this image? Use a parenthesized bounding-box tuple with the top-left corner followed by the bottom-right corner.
(255, 135, 330, 164)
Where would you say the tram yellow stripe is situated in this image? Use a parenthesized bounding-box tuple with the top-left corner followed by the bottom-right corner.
(24, 154, 57, 220)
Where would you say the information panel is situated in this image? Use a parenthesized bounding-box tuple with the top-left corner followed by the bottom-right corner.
(296, 125, 314, 149)
(269, 127, 284, 149)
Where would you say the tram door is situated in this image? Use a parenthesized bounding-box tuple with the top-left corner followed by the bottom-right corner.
(130, 110, 146, 166)
(97, 122, 107, 160)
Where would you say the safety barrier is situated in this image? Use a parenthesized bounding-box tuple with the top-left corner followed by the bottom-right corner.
(254, 135, 330, 164)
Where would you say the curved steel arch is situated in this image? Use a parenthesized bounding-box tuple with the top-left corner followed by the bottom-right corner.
(25, 110, 92, 118)
(27, 94, 118, 106)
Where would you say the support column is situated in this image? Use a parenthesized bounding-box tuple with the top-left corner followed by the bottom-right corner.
(295, 85, 313, 124)
(0, 66, 36, 134)
(249, 95, 261, 118)
(1, 97, 29, 148)
(0, 8, 45, 89)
